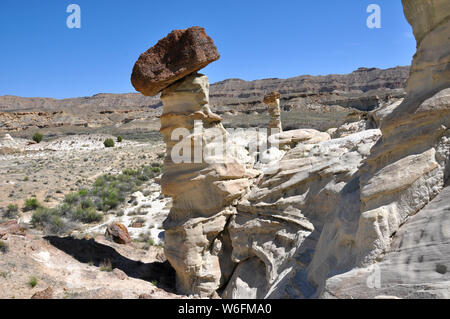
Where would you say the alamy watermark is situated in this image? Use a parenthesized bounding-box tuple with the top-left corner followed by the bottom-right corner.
(66, 4, 81, 29)
(366, 4, 381, 29)
(366, 264, 381, 289)
(169, 121, 280, 166)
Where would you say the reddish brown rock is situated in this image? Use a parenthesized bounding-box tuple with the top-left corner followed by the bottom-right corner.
(263, 91, 281, 104)
(0, 220, 26, 239)
(131, 26, 220, 96)
(31, 287, 53, 299)
(105, 222, 131, 244)
(264, 91, 283, 132)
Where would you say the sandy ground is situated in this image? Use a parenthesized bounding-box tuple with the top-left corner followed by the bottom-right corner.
(0, 134, 165, 209)
(0, 133, 190, 299)
(0, 232, 183, 299)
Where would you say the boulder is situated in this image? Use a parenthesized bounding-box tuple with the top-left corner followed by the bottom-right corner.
(105, 223, 131, 245)
(131, 26, 220, 96)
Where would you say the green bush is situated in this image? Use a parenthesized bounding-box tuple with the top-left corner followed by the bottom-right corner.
(73, 207, 103, 223)
(80, 198, 93, 209)
(23, 198, 42, 212)
(117, 136, 123, 143)
(31, 164, 161, 234)
(31, 207, 67, 235)
(64, 193, 79, 205)
(28, 276, 38, 288)
(104, 138, 115, 148)
(32, 132, 43, 143)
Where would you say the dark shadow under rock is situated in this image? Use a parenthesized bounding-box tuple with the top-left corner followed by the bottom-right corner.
(44, 236, 176, 293)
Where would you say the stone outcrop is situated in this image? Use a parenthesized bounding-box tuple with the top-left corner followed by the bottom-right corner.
(315, 0, 450, 297)
(159, 73, 256, 297)
(105, 223, 131, 245)
(131, 28, 257, 297)
(131, 26, 220, 97)
(264, 92, 282, 132)
(126, 0, 448, 299)
(223, 129, 382, 298)
(353, 0, 450, 265)
(323, 185, 450, 299)
(222, 0, 450, 299)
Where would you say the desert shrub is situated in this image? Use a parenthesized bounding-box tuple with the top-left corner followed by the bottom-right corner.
(0, 241, 8, 254)
(63, 193, 79, 205)
(32, 165, 162, 234)
(78, 189, 88, 196)
(99, 259, 112, 272)
(32, 132, 43, 143)
(23, 198, 42, 212)
(80, 198, 93, 209)
(104, 138, 115, 148)
(31, 207, 68, 235)
(28, 276, 38, 288)
(73, 207, 102, 223)
(5, 204, 19, 218)
(151, 167, 161, 174)
(117, 136, 123, 143)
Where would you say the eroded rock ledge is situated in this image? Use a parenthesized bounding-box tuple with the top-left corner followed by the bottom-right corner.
(131, 0, 450, 298)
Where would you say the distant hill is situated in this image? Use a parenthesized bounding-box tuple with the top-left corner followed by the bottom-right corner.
(0, 66, 410, 114)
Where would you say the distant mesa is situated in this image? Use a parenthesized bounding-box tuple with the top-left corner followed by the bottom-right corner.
(131, 26, 220, 97)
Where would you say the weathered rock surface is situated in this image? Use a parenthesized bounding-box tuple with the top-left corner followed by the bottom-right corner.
(105, 223, 131, 245)
(224, 129, 382, 298)
(264, 92, 282, 132)
(131, 27, 220, 97)
(158, 73, 257, 297)
(268, 129, 330, 149)
(322, 185, 450, 299)
(220, 0, 450, 299)
(353, 0, 450, 267)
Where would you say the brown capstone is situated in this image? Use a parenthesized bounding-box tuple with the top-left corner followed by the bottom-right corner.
(263, 91, 281, 104)
(131, 26, 220, 97)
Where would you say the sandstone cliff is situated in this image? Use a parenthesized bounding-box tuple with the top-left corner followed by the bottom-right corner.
(221, 0, 449, 299)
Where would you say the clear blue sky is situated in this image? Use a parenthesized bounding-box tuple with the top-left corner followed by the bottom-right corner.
(0, 0, 416, 99)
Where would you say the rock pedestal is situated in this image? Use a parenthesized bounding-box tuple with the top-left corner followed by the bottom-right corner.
(159, 73, 254, 297)
(131, 26, 257, 297)
(264, 92, 282, 133)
